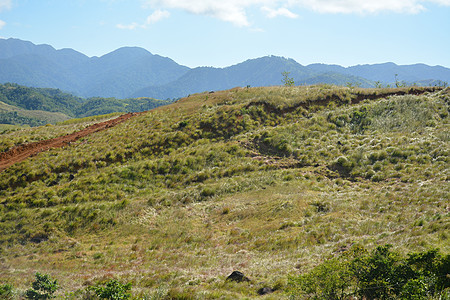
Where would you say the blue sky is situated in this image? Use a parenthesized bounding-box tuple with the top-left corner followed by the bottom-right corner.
(0, 0, 449, 68)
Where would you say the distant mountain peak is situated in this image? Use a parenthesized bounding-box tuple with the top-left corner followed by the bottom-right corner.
(1, 38, 449, 100)
(101, 46, 153, 58)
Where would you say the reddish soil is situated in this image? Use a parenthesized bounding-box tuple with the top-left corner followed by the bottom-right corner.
(0, 112, 142, 172)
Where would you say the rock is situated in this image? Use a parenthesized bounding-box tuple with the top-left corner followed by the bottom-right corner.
(257, 287, 274, 295)
(226, 271, 250, 283)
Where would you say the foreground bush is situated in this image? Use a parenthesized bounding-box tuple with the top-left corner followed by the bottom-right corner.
(25, 273, 58, 299)
(90, 279, 132, 300)
(289, 245, 450, 299)
(0, 283, 14, 300)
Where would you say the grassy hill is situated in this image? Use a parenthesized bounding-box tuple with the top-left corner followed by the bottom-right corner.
(0, 85, 448, 299)
(0, 100, 71, 127)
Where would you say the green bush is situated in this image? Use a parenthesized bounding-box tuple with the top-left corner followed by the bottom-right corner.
(351, 245, 406, 299)
(290, 257, 354, 299)
(91, 279, 132, 300)
(289, 245, 450, 300)
(400, 278, 428, 300)
(0, 283, 14, 300)
(25, 273, 58, 299)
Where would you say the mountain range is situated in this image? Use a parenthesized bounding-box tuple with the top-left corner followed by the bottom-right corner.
(1, 38, 449, 100)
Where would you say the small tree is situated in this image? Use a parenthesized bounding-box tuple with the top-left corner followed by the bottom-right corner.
(394, 74, 405, 88)
(281, 71, 295, 87)
(25, 273, 58, 299)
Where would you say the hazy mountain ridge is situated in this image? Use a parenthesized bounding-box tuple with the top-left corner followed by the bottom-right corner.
(131, 56, 372, 99)
(307, 62, 450, 84)
(0, 38, 189, 99)
(1, 38, 449, 100)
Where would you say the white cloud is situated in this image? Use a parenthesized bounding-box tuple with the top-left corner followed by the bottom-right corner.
(289, 0, 425, 14)
(0, 20, 5, 29)
(146, 0, 272, 27)
(429, 0, 450, 4)
(288, 0, 450, 14)
(250, 27, 265, 32)
(116, 9, 170, 30)
(262, 6, 298, 18)
(116, 22, 142, 30)
(143, 0, 450, 26)
(0, 0, 11, 12)
(146, 9, 170, 24)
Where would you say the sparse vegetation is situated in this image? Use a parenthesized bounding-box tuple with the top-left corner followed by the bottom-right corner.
(0, 85, 448, 299)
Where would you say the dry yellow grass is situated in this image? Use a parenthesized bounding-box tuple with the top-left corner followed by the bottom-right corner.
(0, 86, 448, 299)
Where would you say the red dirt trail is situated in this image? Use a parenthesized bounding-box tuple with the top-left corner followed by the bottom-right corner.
(0, 112, 142, 172)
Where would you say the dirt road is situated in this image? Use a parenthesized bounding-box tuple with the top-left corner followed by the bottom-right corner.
(0, 112, 141, 172)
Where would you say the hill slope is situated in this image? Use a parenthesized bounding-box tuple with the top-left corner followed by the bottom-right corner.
(0, 83, 83, 116)
(0, 83, 171, 125)
(0, 101, 70, 127)
(0, 85, 448, 298)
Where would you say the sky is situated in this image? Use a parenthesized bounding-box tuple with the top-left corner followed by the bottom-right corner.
(0, 0, 449, 68)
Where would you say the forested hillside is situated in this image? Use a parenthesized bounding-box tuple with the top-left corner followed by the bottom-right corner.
(0, 83, 82, 115)
(0, 85, 448, 299)
(0, 83, 170, 126)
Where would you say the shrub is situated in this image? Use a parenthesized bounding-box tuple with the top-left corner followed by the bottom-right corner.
(91, 279, 132, 300)
(289, 246, 450, 300)
(349, 107, 371, 133)
(0, 283, 14, 300)
(331, 156, 354, 176)
(351, 245, 406, 299)
(25, 273, 58, 299)
(400, 278, 428, 300)
(200, 186, 215, 198)
(290, 256, 354, 300)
